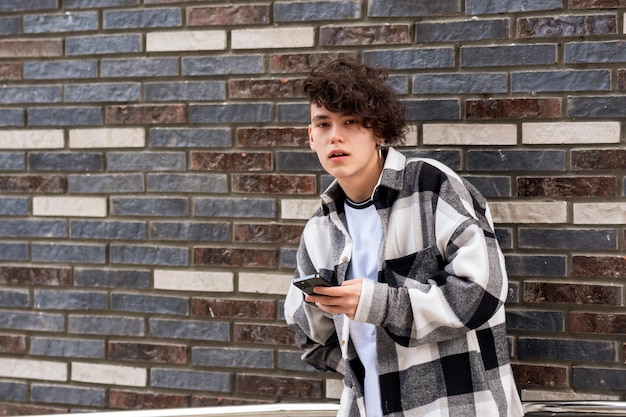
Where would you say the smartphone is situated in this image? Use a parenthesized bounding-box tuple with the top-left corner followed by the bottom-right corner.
(292, 273, 336, 296)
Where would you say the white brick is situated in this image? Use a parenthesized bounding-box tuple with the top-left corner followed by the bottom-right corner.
(403, 124, 418, 146)
(72, 362, 146, 387)
(0, 358, 66, 381)
(521, 389, 620, 402)
(326, 378, 343, 400)
(574, 203, 626, 224)
(281, 198, 319, 220)
(490, 201, 567, 224)
(154, 269, 234, 292)
(33, 196, 107, 217)
(69, 128, 145, 149)
(522, 121, 620, 144)
(239, 272, 292, 295)
(146, 30, 227, 52)
(0, 129, 64, 149)
(232, 27, 315, 49)
(423, 124, 517, 145)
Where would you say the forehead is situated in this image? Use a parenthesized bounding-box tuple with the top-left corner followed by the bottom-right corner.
(309, 103, 347, 120)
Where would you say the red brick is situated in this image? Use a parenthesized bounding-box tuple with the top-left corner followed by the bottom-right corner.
(109, 390, 188, 410)
(512, 364, 567, 387)
(190, 152, 272, 172)
(570, 312, 626, 334)
(0, 63, 21, 80)
(234, 223, 303, 244)
(229, 79, 304, 99)
(0, 403, 67, 416)
(618, 69, 626, 90)
(320, 24, 411, 46)
(193, 247, 277, 268)
(524, 282, 622, 305)
(187, 5, 269, 26)
(191, 298, 275, 319)
(573, 256, 626, 278)
(109, 342, 187, 364)
(236, 374, 322, 398)
(0, 39, 62, 58)
(232, 174, 316, 194)
(0, 334, 26, 354)
(572, 149, 626, 170)
(466, 98, 561, 119)
(517, 15, 616, 37)
(0, 266, 71, 286)
(236, 127, 308, 148)
(234, 323, 294, 346)
(105, 104, 186, 125)
(270, 53, 357, 73)
(0, 175, 66, 193)
(191, 397, 262, 407)
(517, 177, 615, 197)
(570, 0, 626, 8)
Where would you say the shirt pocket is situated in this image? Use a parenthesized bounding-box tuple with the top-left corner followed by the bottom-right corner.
(383, 244, 443, 287)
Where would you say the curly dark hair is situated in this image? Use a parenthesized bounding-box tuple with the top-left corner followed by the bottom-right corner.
(302, 58, 407, 145)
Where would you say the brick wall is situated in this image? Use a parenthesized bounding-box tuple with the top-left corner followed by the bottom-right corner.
(0, 0, 625, 414)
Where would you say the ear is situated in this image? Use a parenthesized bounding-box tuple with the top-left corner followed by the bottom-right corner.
(308, 124, 315, 150)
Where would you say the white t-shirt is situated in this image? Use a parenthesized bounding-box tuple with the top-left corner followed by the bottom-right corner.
(344, 198, 383, 417)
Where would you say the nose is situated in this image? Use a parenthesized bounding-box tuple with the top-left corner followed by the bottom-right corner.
(329, 125, 343, 144)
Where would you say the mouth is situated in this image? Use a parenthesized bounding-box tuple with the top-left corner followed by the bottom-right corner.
(328, 150, 349, 159)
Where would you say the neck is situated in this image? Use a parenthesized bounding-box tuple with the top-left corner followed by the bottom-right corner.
(339, 157, 384, 202)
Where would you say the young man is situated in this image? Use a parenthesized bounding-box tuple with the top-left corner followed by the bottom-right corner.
(284, 59, 524, 417)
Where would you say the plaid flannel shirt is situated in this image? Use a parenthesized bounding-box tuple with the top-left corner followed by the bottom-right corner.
(284, 147, 524, 417)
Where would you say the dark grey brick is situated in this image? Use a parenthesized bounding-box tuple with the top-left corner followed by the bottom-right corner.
(29, 152, 103, 171)
(150, 318, 230, 341)
(182, 56, 263, 76)
(101, 58, 178, 78)
(403, 99, 460, 121)
(193, 197, 276, 219)
(0, 242, 29, 261)
(496, 228, 513, 250)
(566, 40, 626, 64)
(0, 0, 56, 12)
(150, 221, 230, 242)
(190, 103, 272, 124)
(363, 49, 454, 70)
(192, 347, 273, 368)
(505, 255, 567, 277)
(276, 151, 322, 172)
(467, 150, 565, 171)
(505, 310, 564, 332)
(31, 384, 105, 407)
(0, 198, 29, 215)
(369, 0, 458, 16)
(461, 44, 557, 67)
(512, 70, 610, 93)
(145, 81, 225, 101)
(30, 337, 105, 358)
(110, 244, 189, 266)
(107, 152, 185, 171)
(32, 243, 106, 264)
(66, 34, 142, 56)
(0, 289, 29, 307)
(569, 96, 626, 118)
(111, 197, 188, 217)
(464, 176, 511, 197)
(71, 220, 146, 241)
(151, 368, 230, 392)
(0, 311, 64, 332)
(275, 1, 359, 21)
(0, 86, 61, 104)
(68, 174, 145, 194)
(28, 106, 102, 126)
(277, 102, 310, 123)
(278, 350, 317, 372)
(25, 58, 97, 80)
(149, 128, 231, 148)
(0, 381, 27, 402)
(0, 219, 66, 238)
(519, 229, 618, 250)
(416, 19, 509, 42)
(64, 0, 138, 8)
(112, 293, 188, 315)
(519, 338, 616, 362)
(104, 8, 181, 29)
(466, 0, 562, 14)
(74, 268, 151, 289)
(23, 12, 98, 33)
(402, 150, 462, 170)
(573, 367, 626, 390)
(68, 315, 144, 336)
(280, 248, 297, 270)
(0, 17, 20, 35)
(147, 173, 228, 193)
(66, 83, 141, 102)
(35, 289, 107, 310)
(0, 153, 25, 170)
(0, 109, 25, 126)
(413, 73, 507, 94)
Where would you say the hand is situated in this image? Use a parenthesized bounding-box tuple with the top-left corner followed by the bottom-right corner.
(305, 279, 363, 320)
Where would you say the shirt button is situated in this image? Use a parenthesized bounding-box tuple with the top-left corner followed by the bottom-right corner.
(341, 256, 348, 263)
(341, 339, 346, 346)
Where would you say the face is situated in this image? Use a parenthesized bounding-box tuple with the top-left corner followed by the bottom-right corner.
(309, 104, 384, 198)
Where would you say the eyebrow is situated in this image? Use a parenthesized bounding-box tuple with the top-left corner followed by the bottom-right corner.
(311, 114, 330, 123)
